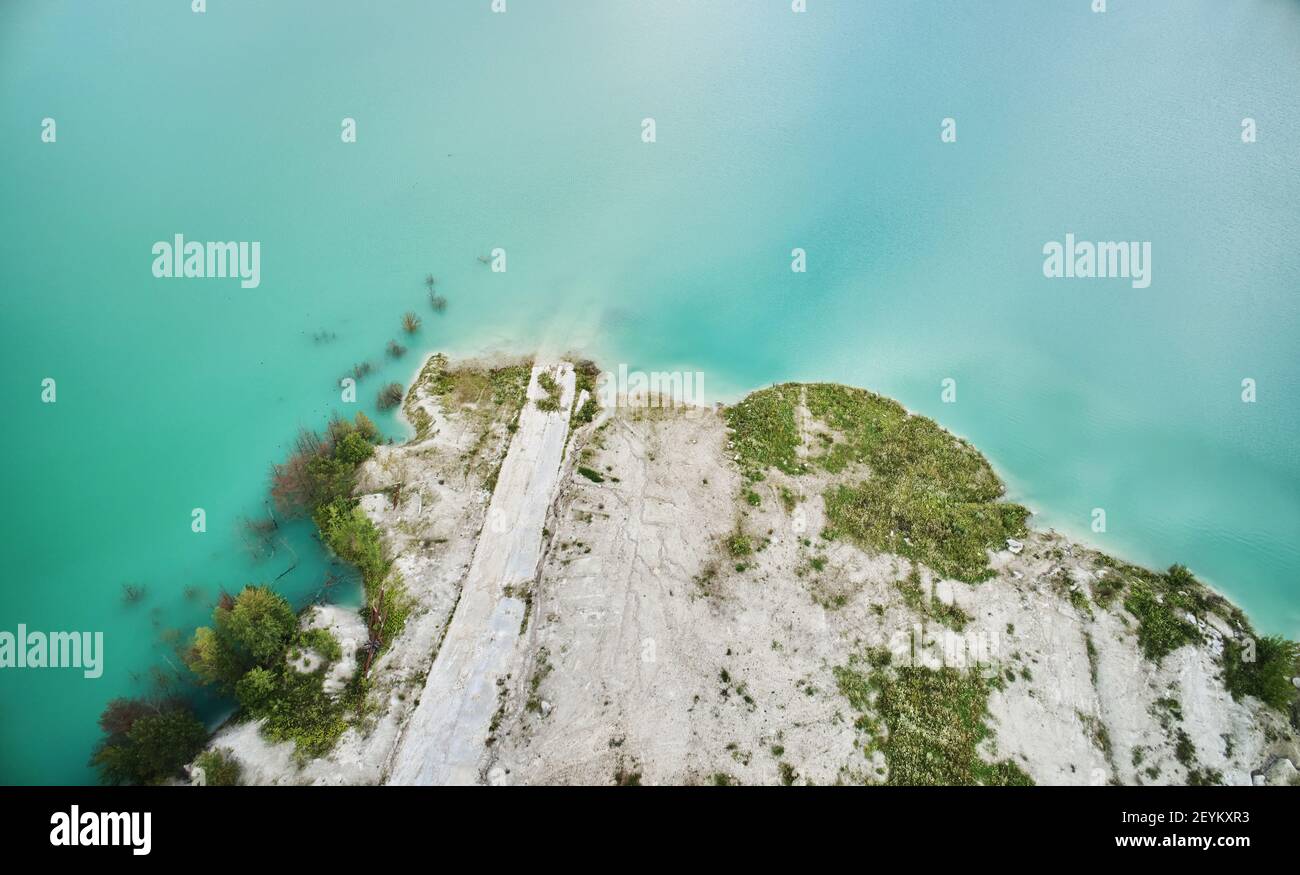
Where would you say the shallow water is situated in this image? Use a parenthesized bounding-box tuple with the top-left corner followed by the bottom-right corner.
(1, 0, 1297, 784)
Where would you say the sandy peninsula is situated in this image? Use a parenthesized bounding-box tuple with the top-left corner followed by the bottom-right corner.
(207, 352, 1300, 787)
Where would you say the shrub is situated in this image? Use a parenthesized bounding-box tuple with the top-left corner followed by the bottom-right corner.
(239, 665, 347, 759)
(727, 532, 753, 558)
(1124, 581, 1199, 661)
(314, 500, 388, 585)
(300, 627, 343, 663)
(270, 414, 380, 516)
(1223, 634, 1300, 711)
(572, 394, 599, 425)
(334, 430, 375, 466)
(193, 748, 242, 786)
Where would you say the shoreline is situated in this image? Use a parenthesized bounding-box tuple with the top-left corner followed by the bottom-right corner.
(393, 344, 1276, 641)
(198, 349, 1297, 786)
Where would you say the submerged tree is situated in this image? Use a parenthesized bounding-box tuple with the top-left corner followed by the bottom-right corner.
(401, 311, 421, 333)
(377, 382, 404, 410)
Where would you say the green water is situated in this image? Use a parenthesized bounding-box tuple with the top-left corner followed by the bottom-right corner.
(2, 0, 1298, 784)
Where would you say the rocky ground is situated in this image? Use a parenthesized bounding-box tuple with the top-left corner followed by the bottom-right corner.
(210, 354, 1300, 786)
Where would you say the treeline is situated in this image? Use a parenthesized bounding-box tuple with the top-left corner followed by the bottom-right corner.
(91, 412, 409, 784)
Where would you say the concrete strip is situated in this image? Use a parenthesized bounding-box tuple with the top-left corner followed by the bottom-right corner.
(388, 362, 575, 785)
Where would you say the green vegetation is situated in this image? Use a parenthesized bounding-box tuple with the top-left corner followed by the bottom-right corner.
(406, 353, 531, 443)
(536, 370, 563, 412)
(91, 698, 208, 786)
(893, 563, 970, 631)
(1122, 571, 1202, 662)
(726, 531, 753, 558)
(1223, 634, 1300, 711)
(578, 466, 605, 483)
(614, 763, 642, 786)
(779, 486, 798, 513)
(1091, 569, 1125, 608)
(525, 648, 553, 714)
(299, 627, 343, 663)
(573, 359, 600, 399)
(182, 584, 353, 759)
(834, 651, 1032, 786)
(724, 384, 804, 479)
(236, 663, 348, 758)
(186, 585, 298, 691)
(194, 748, 243, 786)
(727, 384, 1026, 582)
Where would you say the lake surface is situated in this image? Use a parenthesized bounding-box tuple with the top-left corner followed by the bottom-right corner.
(2, 0, 1297, 784)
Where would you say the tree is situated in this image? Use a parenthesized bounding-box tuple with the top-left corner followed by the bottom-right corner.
(335, 430, 375, 466)
(91, 698, 207, 785)
(235, 665, 278, 713)
(185, 585, 297, 690)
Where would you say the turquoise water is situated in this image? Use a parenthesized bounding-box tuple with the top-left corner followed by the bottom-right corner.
(2, 0, 1298, 784)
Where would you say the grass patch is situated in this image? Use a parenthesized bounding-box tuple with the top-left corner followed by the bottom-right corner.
(835, 652, 1032, 786)
(785, 384, 1028, 581)
(536, 370, 563, 412)
(1123, 575, 1201, 662)
(724, 384, 805, 479)
(1222, 634, 1299, 712)
(893, 562, 970, 631)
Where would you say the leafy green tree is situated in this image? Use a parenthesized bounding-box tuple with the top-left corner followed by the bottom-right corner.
(235, 666, 278, 713)
(335, 430, 375, 466)
(91, 698, 207, 785)
(186, 585, 297, 690)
